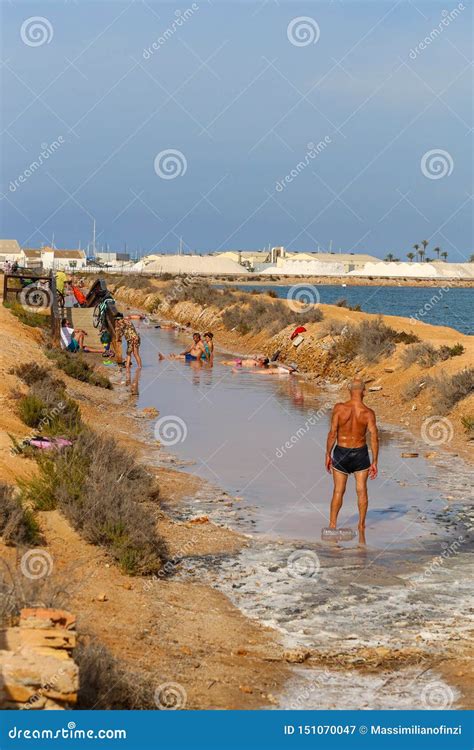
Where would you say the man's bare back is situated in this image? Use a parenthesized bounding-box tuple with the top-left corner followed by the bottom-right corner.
(332, 400, 375, 449)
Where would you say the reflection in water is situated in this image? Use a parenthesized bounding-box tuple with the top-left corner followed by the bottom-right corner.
(139, 327, 446, 550)
(126, 366, 142, 396)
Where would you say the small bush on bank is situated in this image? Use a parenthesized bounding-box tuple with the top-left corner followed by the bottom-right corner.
(145, 294, 162, 313)
(431, 368, 474, 414)
(402, 379, 427, 401)
(321, 319, 347, 337)
(20, 429, 165, 575)
(75, 640, 156, 709)
(222, 297, 323, 336)
(4, 301, 50, 329)
(0, 483, 40, 546)
(461, 415, 474, 438)
(12, 363, 54, 387)
(328, 318, 420, 364)
(402, 342, 465, 368)
(17, 377, 82, 436)
(45, 350, 111, 389)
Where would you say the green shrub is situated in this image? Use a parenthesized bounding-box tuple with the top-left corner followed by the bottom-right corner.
(21, 429, 165, 575)
(461, 415, 474, 437)
(4, 301, 50, 329)
(18, 394, 47, 428)
(145, 294, 162, 313)
(12, 363, 54, 386)
(0, 483, 41, 546)
(439, 343, 465, 359)
(45, 350, 111, 389)
(328, 318, 419, 364)
(402, 342, 465, 368)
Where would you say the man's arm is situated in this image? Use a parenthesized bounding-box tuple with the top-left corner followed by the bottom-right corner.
(367, 409, 379, 479)
(325, 406, 339, 473)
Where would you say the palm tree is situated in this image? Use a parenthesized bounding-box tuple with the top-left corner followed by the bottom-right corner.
(407, 252, 415, 262)
(385, 253, 395, 262)
(469, 254, 474, 263)
(425, 257, 432, 263)
(413, 243, 420, 261)
(418, 248, 425, 262)
(421, 239, 429, 255)
(433, 246, 441, 260)
(441, 251, 448, 261)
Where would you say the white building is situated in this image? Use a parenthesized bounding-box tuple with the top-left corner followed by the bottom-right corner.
(39, 248, 87, 270)
(0, 239, 22, 265)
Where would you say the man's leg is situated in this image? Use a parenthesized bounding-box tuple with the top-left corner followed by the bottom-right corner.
(329, 469, 348, 528)
(133, 344, 142, 368)
(355, 469, 369, 530)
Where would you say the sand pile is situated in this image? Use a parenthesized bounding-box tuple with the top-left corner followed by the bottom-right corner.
(261, 259, 345, 276)
(350, 261, 474, 279)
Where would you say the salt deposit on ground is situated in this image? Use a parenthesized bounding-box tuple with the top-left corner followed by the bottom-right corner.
(137, 254, 246, 276)
(350, 261, 474, 279)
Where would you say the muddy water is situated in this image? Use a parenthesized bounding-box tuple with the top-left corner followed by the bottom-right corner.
(135, 325, 473, 709)
(139, 327, 451, 549)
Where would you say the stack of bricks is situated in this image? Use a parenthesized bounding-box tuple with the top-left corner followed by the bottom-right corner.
(0, 608, 79, 709)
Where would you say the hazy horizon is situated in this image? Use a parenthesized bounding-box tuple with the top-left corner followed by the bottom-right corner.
(1, 1, 472, 260)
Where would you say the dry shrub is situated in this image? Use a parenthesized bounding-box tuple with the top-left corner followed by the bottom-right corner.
(431, 368, 474, 414)
(18, 378, 81, 436)
(461, 415, 474, 437)
(46, 350, 111, 389)
(402, 342, 465, 368)
(12, 363, 56, 387)
(321, 319, 347, 337)
(402, 343, 439, 368)
(75, 640, 156, 709)
(402, 379, 427, 401)
(222, 297, 322, 336)
(0, 483, 40, 546)
(20, 429, 165, 575)
(329, 318, 419, 364)
(0, 567, 69, 627)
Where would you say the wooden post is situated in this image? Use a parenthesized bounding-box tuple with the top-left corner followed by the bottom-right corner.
(50, 273, 61, 347)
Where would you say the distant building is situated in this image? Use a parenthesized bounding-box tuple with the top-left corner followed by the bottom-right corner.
(95, 252, 131, 264)
(284, 251, 381, 273)
(0, 239, 22, 264)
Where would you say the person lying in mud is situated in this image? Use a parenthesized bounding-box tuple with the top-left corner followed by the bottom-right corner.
(158, 332, 206, 362)
(325, 378, 379, 534)
(222, 355, 270, 368)
(115, 313, 144, 369)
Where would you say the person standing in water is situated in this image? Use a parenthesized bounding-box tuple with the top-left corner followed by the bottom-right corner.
(115, 313, 143, 370)
(325, 378, 378, 534)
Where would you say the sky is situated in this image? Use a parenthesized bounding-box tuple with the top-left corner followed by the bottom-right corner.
(0, 0, 472, 259)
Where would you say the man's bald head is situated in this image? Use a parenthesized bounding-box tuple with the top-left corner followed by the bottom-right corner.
(349, 377, 365, 394)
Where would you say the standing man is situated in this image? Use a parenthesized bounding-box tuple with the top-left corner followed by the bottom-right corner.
(325, 378, 378, 534)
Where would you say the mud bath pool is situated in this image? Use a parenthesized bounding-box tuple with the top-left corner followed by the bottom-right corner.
(134, 325, 473, 709)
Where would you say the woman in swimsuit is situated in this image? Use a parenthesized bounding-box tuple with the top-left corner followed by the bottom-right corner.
(202, 332, 214, 364)
(115, 313, 143, 369)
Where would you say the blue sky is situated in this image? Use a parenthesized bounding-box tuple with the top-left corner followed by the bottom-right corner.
(0, 0, 472, 259)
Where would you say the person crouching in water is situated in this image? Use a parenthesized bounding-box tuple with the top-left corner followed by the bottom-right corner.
(115, 313, 143, 369)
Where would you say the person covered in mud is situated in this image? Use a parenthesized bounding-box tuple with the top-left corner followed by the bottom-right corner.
(159, 332, 205, 362)
(115, 312, 143, 369)
(325, 378, 379, 535)
(221, 355, 270, 368)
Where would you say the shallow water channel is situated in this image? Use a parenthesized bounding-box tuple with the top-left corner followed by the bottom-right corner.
(134, 325, 473, 709)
